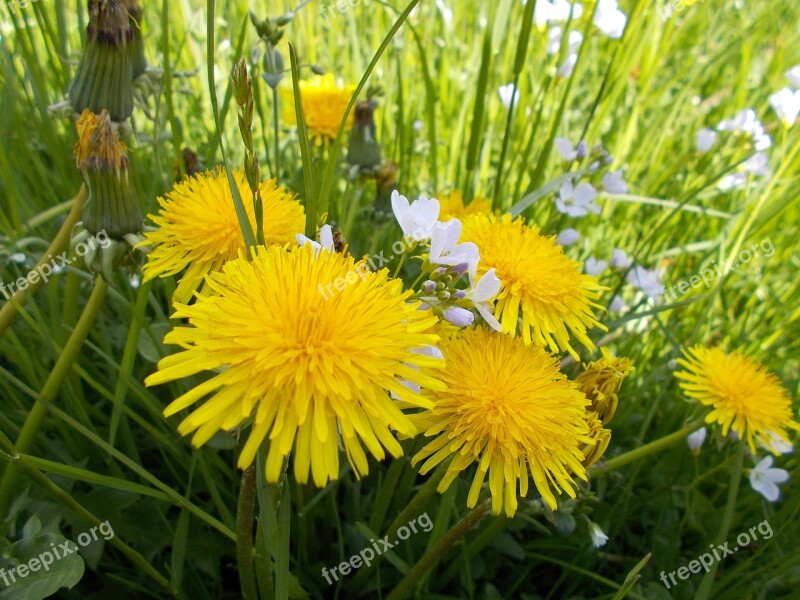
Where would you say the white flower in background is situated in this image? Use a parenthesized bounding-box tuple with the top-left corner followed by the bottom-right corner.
(557, 181, 601, 217)
(9, 252, 26, 263)
(610, 248, 632, 270)
(769, 87, 800, 126)
(296, 224, 335, 254)
(391, 191, 440, 242)
(602, 170, 628, 194)
(588, 522, 609, 548)
(786, 65, 800, 88)
(717, 109, 771, 151)
(498, 83, 517, 109)
(466, 264, 502, 331)
(594, 0, 627, 39)
(696, 128, 718, 153)
(558, 53, 579, 77)
(556, 228, 581, 246)
(547, 26, 583, 55)
(687, 427, 707, 455)
(429, 219, 480, 267)
(758, 431, 794, 455)
(584, 257, 607, 276)
(627, 265, 663, 301)
(718, 152, 770, 191)
(533, 0, 583, 27)
(555, 138, 587, 161)
(609, 294, 628, 313)
(435, 0, 453, 23)
(749, 456, 789, 502)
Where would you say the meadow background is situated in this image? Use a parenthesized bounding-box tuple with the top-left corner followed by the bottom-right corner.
(0, 0, 799, 598)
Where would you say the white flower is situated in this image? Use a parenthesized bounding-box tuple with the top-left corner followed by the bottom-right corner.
(696, 128, 717, 153)
(717, 109, 771, 150)
(610, 248, 632, 270)
(749, 456, 789, 502)
(394, 346, 444, 397)
(557, 53, 578, 78)
(687, 427, 707, 455)
(769, 87, 800, 126)
(534, 0, 583, 27)
(627, 265, 663, 300)
(498, 83, 517, 109)
(391, 191, 440, 242)
(609, 294, 628, 313)
(594, 0, 627, 39)
(443, 306, 474, 327)
(295, 224, 335, 254)
(556, 228, 581, 246)
(547, 26, 583, 55)
(429, 219, 480, 267)
(555, 138, 587, 161)
(758, 431, 794, 455)
(589, 522, 609, 548)
(557, 181, 601, 217)
(786, 65, 800, 88)
(584, 257, 607, 276)
(601, 170, 628, 194)
(466, 264, 502, 331)
(742, 152, 770, 176)
(9, 252, 26, 263)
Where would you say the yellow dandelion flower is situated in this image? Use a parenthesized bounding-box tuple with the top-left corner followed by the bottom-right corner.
(582, 412, 612, 469)
(145, 244, 445, 487)
(282, 74, 356, 145)
(437, 190, 493, 221)
(412, 329, 594, 516)
(675, 346, 799, 454)
(140, 169, 305, 303)
(575, 348, 634, 424)
(460, 213, 607, 359)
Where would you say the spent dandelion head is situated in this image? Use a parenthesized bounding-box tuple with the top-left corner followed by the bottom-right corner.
(139, 168, 304, 303)
(146, 243, 444, 487)
(412, 328, 594, 517)
(460, 213, 607, 359)
(675, 346, 799, 455)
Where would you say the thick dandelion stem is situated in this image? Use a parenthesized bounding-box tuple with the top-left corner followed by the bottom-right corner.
(0, 186, 86, 339)
(0, 277, 107, 517)
(590, 424, 702, 476)
(385, 499, 490, 600)
(695, 443, 744, 600)
(237, 463, 259, 600)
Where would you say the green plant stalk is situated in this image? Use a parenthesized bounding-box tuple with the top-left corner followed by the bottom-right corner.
(0, 186, 85, 339)
(0, 277, 107, 516)
(237, 463, 259, 600)
(0, 432, 176, 595)
(695, 443, 745, 600)
(590, 423, 701, 476)
(385, 498, 490, 600)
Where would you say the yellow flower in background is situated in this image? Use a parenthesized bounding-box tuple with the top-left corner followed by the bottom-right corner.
(146, 244, 444, 487)
(412, 329, 594, 516)
(675, 346, 799, 454)
(437, 190, 493, 221)
(282, 74, 356, 144)
(139, 169, 304, 303)
(460, 213, 607, 360)
(575, 348, 634, 424)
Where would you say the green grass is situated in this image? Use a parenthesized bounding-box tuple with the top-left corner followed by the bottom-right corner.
(1, 0, 799, 598)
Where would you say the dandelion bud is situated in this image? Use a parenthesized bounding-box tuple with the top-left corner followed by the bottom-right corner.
(347, 101, 382, 169)
(75, 110, 142, 238)
(575, 349, 634, 424)
(68, 0, 135, 122)
(124, 0, 146, 79)
(443, 307, 474, 328)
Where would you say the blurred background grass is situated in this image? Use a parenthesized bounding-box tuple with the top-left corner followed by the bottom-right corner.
(0, 0, 799, 598)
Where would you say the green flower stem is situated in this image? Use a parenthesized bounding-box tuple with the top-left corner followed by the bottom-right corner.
(385, 498, 490, 600)
(0, 186, 85, 339)
(0, 277, 107, 516)
(695, 443, 745, 600)
(237, 463, 259, 600)
(0, 432, 176, 595)
(590, 423, 702, 476)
